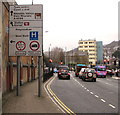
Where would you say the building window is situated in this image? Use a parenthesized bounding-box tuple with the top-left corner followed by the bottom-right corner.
(79, 42, 83, 44)
(89, 58, 95, 59)
(89, 42, 94, 44)
(89, 54, 95, 55)
(89, 46, 94, 48)
(89, 50, 95, 51)
(85, 50, 88, 52)
(85, 42, 88, 44)
(84, 46, 88, 48)
(79, 46, 83, 48)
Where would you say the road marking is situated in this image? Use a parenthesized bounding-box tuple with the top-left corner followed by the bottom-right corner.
(95, 95, 99, 98)
(90, 92, 94, 94)
(87, 89, 89, 92)
(45, 77, 76, 115)
(84, 87, 87, 89)
(44, 78, 65, 113)
(109, 104, 116, 109)
(101, 99, 106, 103)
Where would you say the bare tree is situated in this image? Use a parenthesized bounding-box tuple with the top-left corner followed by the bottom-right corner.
(51, 47, 65, 64)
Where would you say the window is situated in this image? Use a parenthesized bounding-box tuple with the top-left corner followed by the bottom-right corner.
(89, 54, 95, 55)
(80, 42, 83, 44)
(89, 42, 94, 44)
(89, 46, 94, 48)
(89, 58, 95, 59)
(79, 46, 83, 48)
(84, 46, 88, 48)
(85, 42, 88, 44)
(89, 50, 95, 51)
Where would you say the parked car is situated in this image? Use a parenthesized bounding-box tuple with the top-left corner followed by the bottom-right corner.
(106, 69, 114, 76)
(80, 68, 96, 82)
(115, 69, 120, 77)
(58, 66, 70, 80)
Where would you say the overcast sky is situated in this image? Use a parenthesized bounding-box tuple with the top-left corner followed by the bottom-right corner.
(15, 0, 119, 51)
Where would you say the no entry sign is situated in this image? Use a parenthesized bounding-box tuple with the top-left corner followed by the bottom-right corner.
(9, 5, 43, 56)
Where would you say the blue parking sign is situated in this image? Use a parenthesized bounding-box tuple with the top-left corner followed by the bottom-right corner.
(30, 31, 38, 40)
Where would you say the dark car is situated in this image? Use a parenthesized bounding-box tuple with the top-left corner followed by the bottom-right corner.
(81, 68, 96, 82)
(58, 66, 70, 80)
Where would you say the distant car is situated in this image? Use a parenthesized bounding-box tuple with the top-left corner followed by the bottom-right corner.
(53, 68, 58, 73)
(81, 68, 96, 82)
(58, 66, 70, 80)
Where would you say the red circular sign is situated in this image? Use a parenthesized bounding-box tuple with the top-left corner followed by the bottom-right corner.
(29, 41, 40, 51)
(16, 41, 26, 51)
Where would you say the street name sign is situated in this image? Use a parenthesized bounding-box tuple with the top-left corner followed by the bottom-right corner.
(9, 5, 43, 56)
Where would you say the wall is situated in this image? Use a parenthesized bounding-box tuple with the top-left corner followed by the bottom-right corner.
(0, 2, 2, 114)
(1, 2, 38, 94)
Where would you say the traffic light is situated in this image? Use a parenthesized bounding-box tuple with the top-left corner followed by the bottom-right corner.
(104, 59, 106, 64)
(60, 60, 63, 65)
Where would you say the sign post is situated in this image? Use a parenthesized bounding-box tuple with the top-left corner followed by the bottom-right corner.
(9, 5, 43, 96)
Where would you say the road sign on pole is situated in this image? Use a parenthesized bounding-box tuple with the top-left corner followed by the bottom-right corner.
(9, 5, 43, 56)
(9, 4, 43, 97)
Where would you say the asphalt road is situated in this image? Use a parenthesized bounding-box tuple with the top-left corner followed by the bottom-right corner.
(51, 72, 119, 114)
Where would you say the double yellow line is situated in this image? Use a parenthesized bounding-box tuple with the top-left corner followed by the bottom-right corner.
(46, 77, 76, 115)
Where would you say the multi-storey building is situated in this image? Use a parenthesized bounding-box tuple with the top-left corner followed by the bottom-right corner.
(96, 41, 103, 64)
(78, 39, 97, 65)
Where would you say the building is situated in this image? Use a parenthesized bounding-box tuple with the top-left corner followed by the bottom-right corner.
(96, 41, 103, 64)
(78, 39, 97, 65)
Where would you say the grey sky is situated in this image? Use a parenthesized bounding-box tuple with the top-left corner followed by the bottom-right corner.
(15, 0, 119, 51)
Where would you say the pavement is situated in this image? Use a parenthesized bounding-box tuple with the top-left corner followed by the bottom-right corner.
(2, 79, 63, 114)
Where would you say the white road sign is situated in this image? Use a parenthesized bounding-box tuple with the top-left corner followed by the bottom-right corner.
(10, 5, 43, 21)
(9, 4, 43, 56)
(9, 20, 43, 28)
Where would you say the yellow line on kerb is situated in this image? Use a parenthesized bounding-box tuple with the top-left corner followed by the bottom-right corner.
(47, 77, 76, 115)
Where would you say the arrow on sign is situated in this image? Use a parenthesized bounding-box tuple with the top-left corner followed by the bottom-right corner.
(10, 40, 15, 43)
(10, 22, 13, 26)
(10, 11, 13, 16)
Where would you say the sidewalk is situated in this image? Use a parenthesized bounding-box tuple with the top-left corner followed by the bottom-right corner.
(2, 79, 63, 113)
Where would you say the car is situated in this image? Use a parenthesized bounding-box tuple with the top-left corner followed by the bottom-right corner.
(106, 69, 114, 76)
(53, 68, 58, 73)
(58, 66, 70, 80)
(115, 69, 120, 77)
(81, 68, 96, 82)
(79, 68, 86, 79)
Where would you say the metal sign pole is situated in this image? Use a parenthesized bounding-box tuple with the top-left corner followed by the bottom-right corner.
(38, 56, 41, 97)
(17, 56, 20, 96)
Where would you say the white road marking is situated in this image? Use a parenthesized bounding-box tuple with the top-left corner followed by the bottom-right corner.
(87, 89, 89, 92)
(109, 104, 116, 109)
(101, 99, 106, 103)
(90, 92, 94, 94)
(95, 95, 99, 98)
(84, 87, 87, 89)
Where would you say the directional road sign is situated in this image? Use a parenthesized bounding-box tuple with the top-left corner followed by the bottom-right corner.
(9, 5, 43, 56)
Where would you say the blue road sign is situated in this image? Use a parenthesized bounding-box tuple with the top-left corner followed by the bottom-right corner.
(30, 31, 38, 40)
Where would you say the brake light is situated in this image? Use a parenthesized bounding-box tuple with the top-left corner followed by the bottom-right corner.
(59, 73, 61, 75)
(68, 73, 70, 75)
